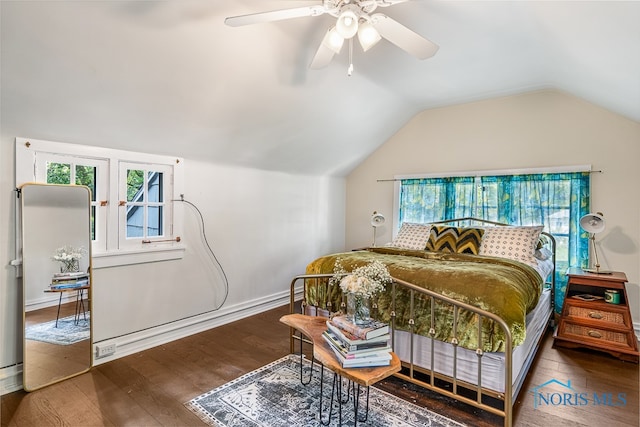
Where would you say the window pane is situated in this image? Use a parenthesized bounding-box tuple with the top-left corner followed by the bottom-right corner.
(127, 169, 145, 202)
(76, 165, 96, 201)
(147, 206, 163, 237)
(90, 206, 96, 241)
(47, 162, 71, 184)
(126, 205, 144, 238)
(147, 171, 163, 203)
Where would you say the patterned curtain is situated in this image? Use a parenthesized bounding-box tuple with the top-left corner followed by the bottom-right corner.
(480, 172, 590, 311)
(399, 177, 476, 224)
(399, 172, 590, 312)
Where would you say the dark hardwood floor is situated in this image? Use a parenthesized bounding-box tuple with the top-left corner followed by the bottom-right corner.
(2, 304, 638, 426)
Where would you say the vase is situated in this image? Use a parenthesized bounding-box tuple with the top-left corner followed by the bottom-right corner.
(60, 259, 79, 273)
(346, 292, 371, 325)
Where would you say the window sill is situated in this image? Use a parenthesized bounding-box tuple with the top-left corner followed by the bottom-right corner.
(92, 246, 185, 269)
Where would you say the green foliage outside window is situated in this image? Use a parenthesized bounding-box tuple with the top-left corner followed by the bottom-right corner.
(127, 170, 145, 202)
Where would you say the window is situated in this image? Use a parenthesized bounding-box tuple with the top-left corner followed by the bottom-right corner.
(119, 163, 173, 248)
(16, 137, 184, 268)
(36, 153, 108, 251)
(395, 167, 591, 312)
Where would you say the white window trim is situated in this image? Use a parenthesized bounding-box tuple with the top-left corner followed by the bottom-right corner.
(118, 161, 174, 250)
(15, 137, 185, 269)
(34, 152, 109, 253)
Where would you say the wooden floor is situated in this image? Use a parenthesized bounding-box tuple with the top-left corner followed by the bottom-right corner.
(2, 304, 638, 426)
(23, 300, 91, 390)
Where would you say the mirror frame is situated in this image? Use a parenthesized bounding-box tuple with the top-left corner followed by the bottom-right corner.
(21, 183, 93, 391)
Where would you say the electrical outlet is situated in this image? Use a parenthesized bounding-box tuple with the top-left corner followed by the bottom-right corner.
(96, 342, 116, 358)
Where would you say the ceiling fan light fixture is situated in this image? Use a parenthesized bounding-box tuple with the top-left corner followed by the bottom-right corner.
(336, 10, 359, 39)
(322, 26, 344, 53)
(357, 20, 381, 51)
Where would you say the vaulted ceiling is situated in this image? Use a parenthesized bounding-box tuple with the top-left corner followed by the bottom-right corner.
(2, 1, 639, 176)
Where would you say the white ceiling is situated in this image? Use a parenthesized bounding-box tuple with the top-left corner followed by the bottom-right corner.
(2, 1, 639, 176)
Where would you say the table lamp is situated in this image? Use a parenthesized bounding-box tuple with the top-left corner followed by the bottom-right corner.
(579, 212, 611, 274)
(371, 211, 385, 247)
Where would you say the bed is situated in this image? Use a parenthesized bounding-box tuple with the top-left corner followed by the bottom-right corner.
(287, 218, 556, 427)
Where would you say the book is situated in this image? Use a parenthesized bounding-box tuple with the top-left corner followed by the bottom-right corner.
(51, 278, 88, 285)
(326, 321, 390, 350)
(322, 330, 391, 359)
(49, 282, 88, 290)
(572, 294, 603, 301)
(329, 315, 389, 341)
(53, 271, 89, 279)
(324, 334, 392, 368)
(50, 278, 89, 289)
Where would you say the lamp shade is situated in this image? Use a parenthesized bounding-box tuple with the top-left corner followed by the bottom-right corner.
(336, 10, 359, 39)
(580, 212, 605, 234)
(357, 21, 381, 51)
(371, 211, 385, 227)
(322, 26, 344, 53)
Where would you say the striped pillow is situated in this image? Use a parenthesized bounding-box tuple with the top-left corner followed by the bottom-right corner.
(425, 225, 484, 255)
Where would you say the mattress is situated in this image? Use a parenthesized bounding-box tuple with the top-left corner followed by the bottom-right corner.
(391, 287, 552, 396)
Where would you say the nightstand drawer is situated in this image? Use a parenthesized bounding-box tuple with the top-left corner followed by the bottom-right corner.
(560, 322, 632, 349)
(566, 305, 626, 326)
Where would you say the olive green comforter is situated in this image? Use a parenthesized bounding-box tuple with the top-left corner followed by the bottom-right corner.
(305, 247, 543, 352)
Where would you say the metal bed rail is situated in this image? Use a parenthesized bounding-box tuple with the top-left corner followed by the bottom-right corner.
(287, 220, 556, 427)
(288, 271, 554, 427)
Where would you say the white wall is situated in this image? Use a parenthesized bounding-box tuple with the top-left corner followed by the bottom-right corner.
(1, 137, 346, 390)
(345, 90, 640, 326)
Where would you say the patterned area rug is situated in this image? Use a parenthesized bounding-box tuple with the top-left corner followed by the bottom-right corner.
(186, 354, 466, 426)
(25, 312, 90, 345)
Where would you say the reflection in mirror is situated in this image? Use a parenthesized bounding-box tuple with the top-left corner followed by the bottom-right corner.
(21, 184, 92, 391)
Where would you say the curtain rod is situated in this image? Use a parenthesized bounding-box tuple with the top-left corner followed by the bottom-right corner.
(377, 169, 603, 182)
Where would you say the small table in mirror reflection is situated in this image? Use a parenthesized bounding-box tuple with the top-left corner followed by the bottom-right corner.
(45, 272, 90, 327)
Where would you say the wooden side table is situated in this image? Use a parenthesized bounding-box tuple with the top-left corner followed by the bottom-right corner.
(553, 268, 638, 362)
(280, 314, 401, 425)
(44, 285, 90, 328)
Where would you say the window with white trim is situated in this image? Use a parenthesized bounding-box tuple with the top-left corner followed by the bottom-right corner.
(16, 137, 184, 268)
(35, 152, 108, 252)
(119, 162, 173, 248)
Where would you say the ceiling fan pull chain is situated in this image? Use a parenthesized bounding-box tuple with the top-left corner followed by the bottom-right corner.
(348, 38, 354, 76)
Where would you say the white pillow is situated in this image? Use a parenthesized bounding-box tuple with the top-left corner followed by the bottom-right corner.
(535, 247, 553, 261)
(388, 222, 431, 250)
(479, 225, 543, 267)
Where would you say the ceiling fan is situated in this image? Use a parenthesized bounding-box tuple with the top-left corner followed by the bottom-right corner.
(224, 0, 438, 73)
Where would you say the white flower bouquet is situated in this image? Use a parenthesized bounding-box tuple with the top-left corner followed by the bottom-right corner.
(331, 259, 392, 298)
(52, 245, 86, 272)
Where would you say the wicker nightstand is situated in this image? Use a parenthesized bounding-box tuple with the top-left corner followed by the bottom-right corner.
(553, 268, 639, 362)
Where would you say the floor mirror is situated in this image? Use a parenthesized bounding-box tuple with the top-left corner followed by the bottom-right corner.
(21, 183, 92, 391)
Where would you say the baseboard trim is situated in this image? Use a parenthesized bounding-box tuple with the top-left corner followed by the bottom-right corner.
(92, 289, 293, 365)
(2, 290, 296, 395)
(0, 364, 23, 395)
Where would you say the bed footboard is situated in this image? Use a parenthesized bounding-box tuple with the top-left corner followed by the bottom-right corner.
(288, 274, 550, 427)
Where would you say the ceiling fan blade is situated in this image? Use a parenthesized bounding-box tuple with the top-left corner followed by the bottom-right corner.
(371, 13, 438, 59)
(225, 6, 326, 27)
(309, 44, 335, 69)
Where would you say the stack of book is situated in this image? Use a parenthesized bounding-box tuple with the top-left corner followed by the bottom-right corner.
(323, 315, 392, 368)
(50, 271, 89, 290)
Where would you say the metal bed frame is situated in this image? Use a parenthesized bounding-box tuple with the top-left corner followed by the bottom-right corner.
(287, 218, 556, 427)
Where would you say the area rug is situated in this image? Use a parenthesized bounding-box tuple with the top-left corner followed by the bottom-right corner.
(25, 313, 90, 345)
(186, 354, 466, 426)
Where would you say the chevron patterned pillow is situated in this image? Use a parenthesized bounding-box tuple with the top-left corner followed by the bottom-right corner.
(425, 225, 484, 255)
